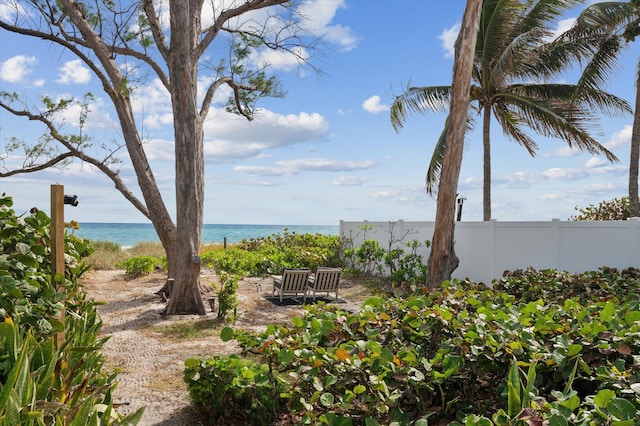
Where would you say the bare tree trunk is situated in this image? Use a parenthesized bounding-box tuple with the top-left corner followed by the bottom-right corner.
(165, 0, 206, 315)
(629, 66, 640, 218)
(482, 103, 492, 221)
(428, 0, 482, 288)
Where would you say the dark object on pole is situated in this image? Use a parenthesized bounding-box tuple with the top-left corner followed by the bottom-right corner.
(456, 197, 466, 221)
(64, 195, 79, 206)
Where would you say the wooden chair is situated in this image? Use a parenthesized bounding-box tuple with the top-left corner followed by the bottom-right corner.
(308, 267, 342, 301)
(272, 268, 311, 302)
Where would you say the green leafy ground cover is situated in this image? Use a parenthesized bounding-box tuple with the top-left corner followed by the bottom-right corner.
(185, 268, 640, 425)
(0, 196, 143, 425)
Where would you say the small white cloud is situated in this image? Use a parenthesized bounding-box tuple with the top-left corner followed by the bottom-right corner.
(257, 46, 310, 71)
(332, 175, 369, 186)
(233, 165, 295, 177)
(605, 125, 632, 150)
(0, 55, 37, 83)
(552, 145, 581, 158)
(0, 2, 26, 21)
(57, 60, 91, 84)
(362, 95, 389, 114)
(438, 22, 460, 59)
(275, 157, 376, 172)
(541, 193, 565, 200)
(585, 157, 606, 169)
(546, 17, 576, 42)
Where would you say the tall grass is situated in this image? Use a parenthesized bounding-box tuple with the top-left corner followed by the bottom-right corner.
(85, 240, 166, 270)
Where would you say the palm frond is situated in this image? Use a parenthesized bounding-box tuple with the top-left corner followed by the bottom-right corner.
(499, 92, 618, 161)
(425, 115, 476, 195)
(426, 124, 448, 196)
(390, 85, 452, 132)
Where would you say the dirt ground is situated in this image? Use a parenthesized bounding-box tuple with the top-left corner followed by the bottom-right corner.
(81, 269, 373, 425)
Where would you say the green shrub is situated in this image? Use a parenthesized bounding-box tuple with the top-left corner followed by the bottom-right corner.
(0, 194, 144, 424)
(208, 268, 640, 425)
(570, 196, 630, 220)
(214, 272, 239, 320)
(183, 355, 287, 425)
(200, 231, 342, 277)
(116, 255, 160, 278)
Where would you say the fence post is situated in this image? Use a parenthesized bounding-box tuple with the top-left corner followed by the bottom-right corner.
(51, 184, 65, 349)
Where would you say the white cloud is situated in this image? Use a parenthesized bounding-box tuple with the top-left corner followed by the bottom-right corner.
(57, 60, 91, 84)
(201, 109, 329, 162)
(1, 55, 37, 83)
(551, 145, 581, 158)
(605, 125, 632, 150)
(332, 175, 369, 186)
(0, 1, 26, 21)
(362, 95, 389, 114)
(233, 165, 296, 176)
(585, 157, 606, 169)
(144, 139, 174, 161)
(438, 22, 460, 59)
(276, 157, 375, 172)
(298, 0, 360, 51)
(131, 78, 173, 116)
(256, 46, 310, 71)
(143, 113, 174, 130)
(233, 158, 375, 177)
(546, 17, 576, 42)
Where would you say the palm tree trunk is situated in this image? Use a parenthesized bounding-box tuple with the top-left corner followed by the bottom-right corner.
(482, 103, 492, 221)
(629, 65, 640, 218)
(428, 0, 482, 287)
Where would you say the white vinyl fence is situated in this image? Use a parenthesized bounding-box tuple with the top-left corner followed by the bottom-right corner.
(339, 219, 640, 284)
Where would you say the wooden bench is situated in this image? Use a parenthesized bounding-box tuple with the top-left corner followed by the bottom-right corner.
(272, 268, 311, 302)
(308, 267, 342, 301)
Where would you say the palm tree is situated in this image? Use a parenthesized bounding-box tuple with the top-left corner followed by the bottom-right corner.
(560, 1, 640, 217)
(428, 0, 483, 286)
(391, 0, 631, 221)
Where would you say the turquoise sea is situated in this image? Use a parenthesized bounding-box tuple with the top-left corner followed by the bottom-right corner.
(74, 223, 339, 248)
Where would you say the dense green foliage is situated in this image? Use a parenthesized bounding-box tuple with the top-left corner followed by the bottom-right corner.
(116, 255, 160, 278)
(184, 355, 288, 425)
(200, 230, 342, 276)
(570, 196, 631, 220)
(186, 268, 640, 425)
(0, 195, 143, 425)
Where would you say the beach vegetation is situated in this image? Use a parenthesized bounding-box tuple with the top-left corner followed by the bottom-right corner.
(0, 195, 143, 424)
(201, 231, 342, 276)
(570, 196, 630, 220)
(186, 267, 640, 425)
(85, 241, 166, 271)
(214, 272, 240, 321)
(116, 255, 161, 278)
(0, 1, 322, 315)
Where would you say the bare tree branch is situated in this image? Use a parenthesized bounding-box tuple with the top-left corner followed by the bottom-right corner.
(142, 0, 170, 65)
(197, 0, 289, 58)
(0, 100, 150, 218)
(0, 152, 74, 177)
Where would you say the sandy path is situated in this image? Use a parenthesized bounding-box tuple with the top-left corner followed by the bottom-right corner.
(81, 269, 370, 425)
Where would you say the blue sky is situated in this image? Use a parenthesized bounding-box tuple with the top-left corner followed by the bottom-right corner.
(1, 0, 638, 225)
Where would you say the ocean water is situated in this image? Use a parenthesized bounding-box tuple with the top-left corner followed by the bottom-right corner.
(74, 222, 339, 248)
